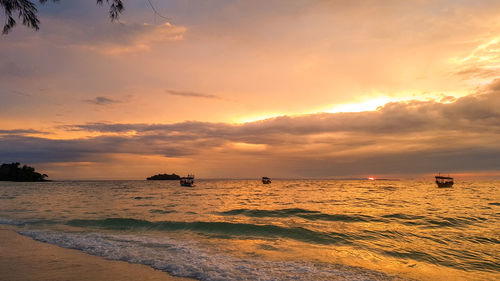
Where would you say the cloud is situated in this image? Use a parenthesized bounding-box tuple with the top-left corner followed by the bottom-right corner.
(4, 85, 500, 177)
(69, 88, 500, 138)
(73, 22, 186, 55)
(0, 129, 47, 135)
(8, 14, 187, 56)
(166, 89, 222, 100)
(0, 132, 206, 164)
(3, 0, 500, 179)
(453, 38, 500, 82)
(11, 90, 31, 97)
(84, 96, 121, 105)
(488, 78, 500, 92)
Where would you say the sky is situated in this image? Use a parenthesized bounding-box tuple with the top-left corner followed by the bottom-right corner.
(1, 0, 500, 179)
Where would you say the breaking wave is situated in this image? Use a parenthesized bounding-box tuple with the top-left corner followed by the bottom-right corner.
(20, 230, 399, 281)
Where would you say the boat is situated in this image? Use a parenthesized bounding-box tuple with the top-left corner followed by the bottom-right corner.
(435, 174, 453, 188)
(262, 177, 271, 184)
(180, 174, 195, 187)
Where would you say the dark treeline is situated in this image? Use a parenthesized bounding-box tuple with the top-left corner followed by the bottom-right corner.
(0, 162, 48, 182)
(147, 173, 180, 180)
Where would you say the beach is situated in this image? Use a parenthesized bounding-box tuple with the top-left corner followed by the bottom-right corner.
(0, 226, 193, 281)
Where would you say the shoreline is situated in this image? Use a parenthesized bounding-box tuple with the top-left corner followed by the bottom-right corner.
(0, 226, 195, 281)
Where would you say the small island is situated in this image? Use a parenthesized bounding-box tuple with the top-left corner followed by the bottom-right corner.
(0, 162, 49, 182)
(146, 173, 181, 180)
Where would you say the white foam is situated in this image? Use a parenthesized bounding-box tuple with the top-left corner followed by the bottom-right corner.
(20, 230, 397, 281)
(0, 217, 24, 226)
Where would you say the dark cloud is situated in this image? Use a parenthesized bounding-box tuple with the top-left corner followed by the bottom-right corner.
(3, 89, 500, 177)
(166, 90, 221, 100)
(70, 89, 500, 138)
(487, 78, 500, 92)
(11, 90, 31, 97)
(84, 96, 121, 105)
(282, 146, 500, 178)
(0, 129, 47, 135)
(0, 133, 200, 163)
(62, 122, 144, 132)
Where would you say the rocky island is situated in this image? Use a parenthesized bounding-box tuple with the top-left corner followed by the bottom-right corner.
(0, 163, 48, 182)
(146, 173, 181, 180)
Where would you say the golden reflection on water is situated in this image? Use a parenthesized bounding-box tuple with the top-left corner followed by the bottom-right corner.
(0, 180, 499, 280)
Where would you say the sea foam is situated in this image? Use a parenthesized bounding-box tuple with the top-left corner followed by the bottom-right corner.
(20, 230, 398, 281)
(0, 217, 24, 226)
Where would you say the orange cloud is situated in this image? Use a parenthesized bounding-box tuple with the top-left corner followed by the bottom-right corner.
(2, 83, 500, 179)
(77, 22, 186, 55)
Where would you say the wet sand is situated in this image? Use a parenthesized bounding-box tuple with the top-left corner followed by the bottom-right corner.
(0, 226, 195, 281)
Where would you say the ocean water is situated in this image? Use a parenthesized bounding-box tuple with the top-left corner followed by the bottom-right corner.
(0, 180, 499, 280)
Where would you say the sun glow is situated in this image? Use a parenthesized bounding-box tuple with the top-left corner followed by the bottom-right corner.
(325, 92, 471, 114)
(326, 97, 392, 113)
(235, 113, 284, 124)
(230, 142, 267, 151)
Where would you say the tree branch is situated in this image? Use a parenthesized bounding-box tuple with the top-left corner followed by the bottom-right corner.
(1, 0, 123, 34)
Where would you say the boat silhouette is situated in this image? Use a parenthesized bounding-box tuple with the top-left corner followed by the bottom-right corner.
(435, 174, 453, 188)
(180, 174, 195, 187)
(262, 177, 271, 184)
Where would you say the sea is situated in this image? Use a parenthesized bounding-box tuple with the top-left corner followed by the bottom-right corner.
(0, 179, 498, 280)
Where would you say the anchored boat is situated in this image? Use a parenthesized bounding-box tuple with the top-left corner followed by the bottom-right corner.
(262, 177, 271, 184)
(435, 174, 453, 188)
(180, 174, 195, 187)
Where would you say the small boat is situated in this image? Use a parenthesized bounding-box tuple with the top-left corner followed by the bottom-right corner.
(180, 174, 195, 187)
(262, 177, 271, 184)
(435, 174, 453, 188)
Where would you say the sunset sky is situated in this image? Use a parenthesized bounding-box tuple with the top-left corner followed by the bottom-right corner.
(1, 0, 500, 179)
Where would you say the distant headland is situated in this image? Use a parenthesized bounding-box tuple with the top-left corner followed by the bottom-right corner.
(146, 173, 181, 180)
(0, 163, 49, 182)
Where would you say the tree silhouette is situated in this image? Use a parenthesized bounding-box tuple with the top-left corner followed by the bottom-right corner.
(146, 173, 181, 180)
(1, 0, 123, 34)
(0, 162, 49, 181)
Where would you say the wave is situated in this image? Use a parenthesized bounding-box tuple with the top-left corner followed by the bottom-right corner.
(67, 218, 353, 245)
(133, 196, 155, 200)
(149, 209, 176, 214)
(381, 213, 425, 220)
(0, 217, 25, 226)
(218, 209, 490, 229)
(381, 247, 500, 272)
(0, 217, 56, 226)
(424, 216, 486, 228)
(218, 208, 320, 217)
(218, 208, 376, 222)
(20, 230, 399, 281)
